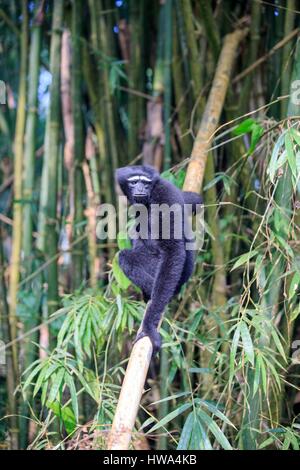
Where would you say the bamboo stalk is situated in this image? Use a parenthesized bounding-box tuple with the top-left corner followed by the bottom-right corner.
(23, 1, 43, 261)
(8, 0, 28, 377)
(180, 0, 202, 106)
(281, 1, 296, 117)
(20, 4, 44, 446)
(232, 27, 299, 84)
(0, 226, 19, 449)
(198, 0, 220, 62)
(71, 0, 84, 290)
(183, 28, 248, 193)
(172, 8, 193, 158)
(107, 337, 152, 450)
(36, 0, 63, 387)
(163, 0, 173, 170)
(128, 0, 144, 159)
(107, 27, 247, 451)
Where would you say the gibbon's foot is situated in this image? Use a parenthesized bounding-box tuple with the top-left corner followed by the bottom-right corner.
(134, 327, 162, 356)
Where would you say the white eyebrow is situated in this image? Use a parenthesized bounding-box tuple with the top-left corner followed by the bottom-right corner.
(127, 175, 152, 183)
(127, 176, 140, 182)
(140, 176, 152, 182)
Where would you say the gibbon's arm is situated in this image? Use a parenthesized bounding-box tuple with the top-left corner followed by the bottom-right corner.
(182, 191, 203, 214)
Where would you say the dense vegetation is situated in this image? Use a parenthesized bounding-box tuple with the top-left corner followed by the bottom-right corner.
(0, 0, 300, 450)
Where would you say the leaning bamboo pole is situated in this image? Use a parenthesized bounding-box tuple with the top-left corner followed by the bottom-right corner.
(107, 26, 247, 451)
(183, 27, 248, 193)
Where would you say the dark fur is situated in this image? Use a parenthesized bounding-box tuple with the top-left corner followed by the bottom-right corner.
(116, 165, 202, 354)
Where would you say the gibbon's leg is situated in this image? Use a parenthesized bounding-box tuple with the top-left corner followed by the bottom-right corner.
(119, 247, 157, 300)
(174, 249, 195, 295)
(135, 243, 186, 353)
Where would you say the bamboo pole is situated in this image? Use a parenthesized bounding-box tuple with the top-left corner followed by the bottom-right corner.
(183, 27, 248, 193)
(107, 337, 153, 450)
(107, 27, 247, 451)
(8, 0, 28, 378)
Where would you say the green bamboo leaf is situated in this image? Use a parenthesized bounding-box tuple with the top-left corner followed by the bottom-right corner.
(177, 412, 194, 450)
(48, 367, 65, 403)
(23, 361, 45, 391)
(140, 416, 156, 430)
(41, 379, 48, 406)
(82, 316, 92, 358)
(271, 329, 287, 362)
(196, 419, 213, 450)
(290, 304, 300, 322)
(268, 132, 285, 183)
(253, 357, 261, 397)
(229, 323, 241, 382)
(44, 362, 60, 380)
(197, 409, 232, 450)
(257, 355, 267, 395)
(232, 118, 256, 136)
(196, 399, 235, 428)
(240, 321, 254, 365)
(248, 122, 264, 155)
(61, 406, 76, 435)
(33, 365, 48, 398)
(285, 131, 297, 180)
(117, 231, 131, 250)
(288, 272, 300, 301)
(113, 254, 131, 290)
(258, 436, 275, 449)
(57, 314, 73, 347)
(151, 391, 190, 405)
(147, 403, 192, 433)
(231, 250, 258, 271)
(65, 372, 79, 422)
(290, 127, 300, 147)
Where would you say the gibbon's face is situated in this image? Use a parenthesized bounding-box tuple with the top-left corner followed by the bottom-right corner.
(116, 165, 159, 205)
(127, 174, 152, 204)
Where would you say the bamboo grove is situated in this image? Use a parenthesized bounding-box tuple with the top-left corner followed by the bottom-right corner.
(0, 0, 300, 451)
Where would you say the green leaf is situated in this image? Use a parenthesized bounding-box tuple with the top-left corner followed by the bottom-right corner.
(230, 324, 241, 383)
(271, 329, 287, 362)
(112, 254, 131, 290)
(189, 367, 212, 374)
(253, 357, 261, 397)
(48, 367, 65, 403)
(240, 321, 254, 365)
(23, 361, 45, 391)
(177, 412, 194, 450)
(232, 118, 256, 136)
(33, 365, 48, 398)
(257, 354, 267, 395)
(268, 132, 285, 183)
(117, 231, 131, 250)
(285, 131, 297, 180)
(290, 127, 300, 147)
(231, 250, 258, 271)
(196, 399, 235, 428)
(248, 123, 264, 155)
(258, 436, 275, 449)
(147, 403, 192, 433)
(290, 304, 300, 322)
(47, 402, 76, 435)
(197, 409, 232, 450)
(288, 272, 300, 301)
(65, 373, 79, 422)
